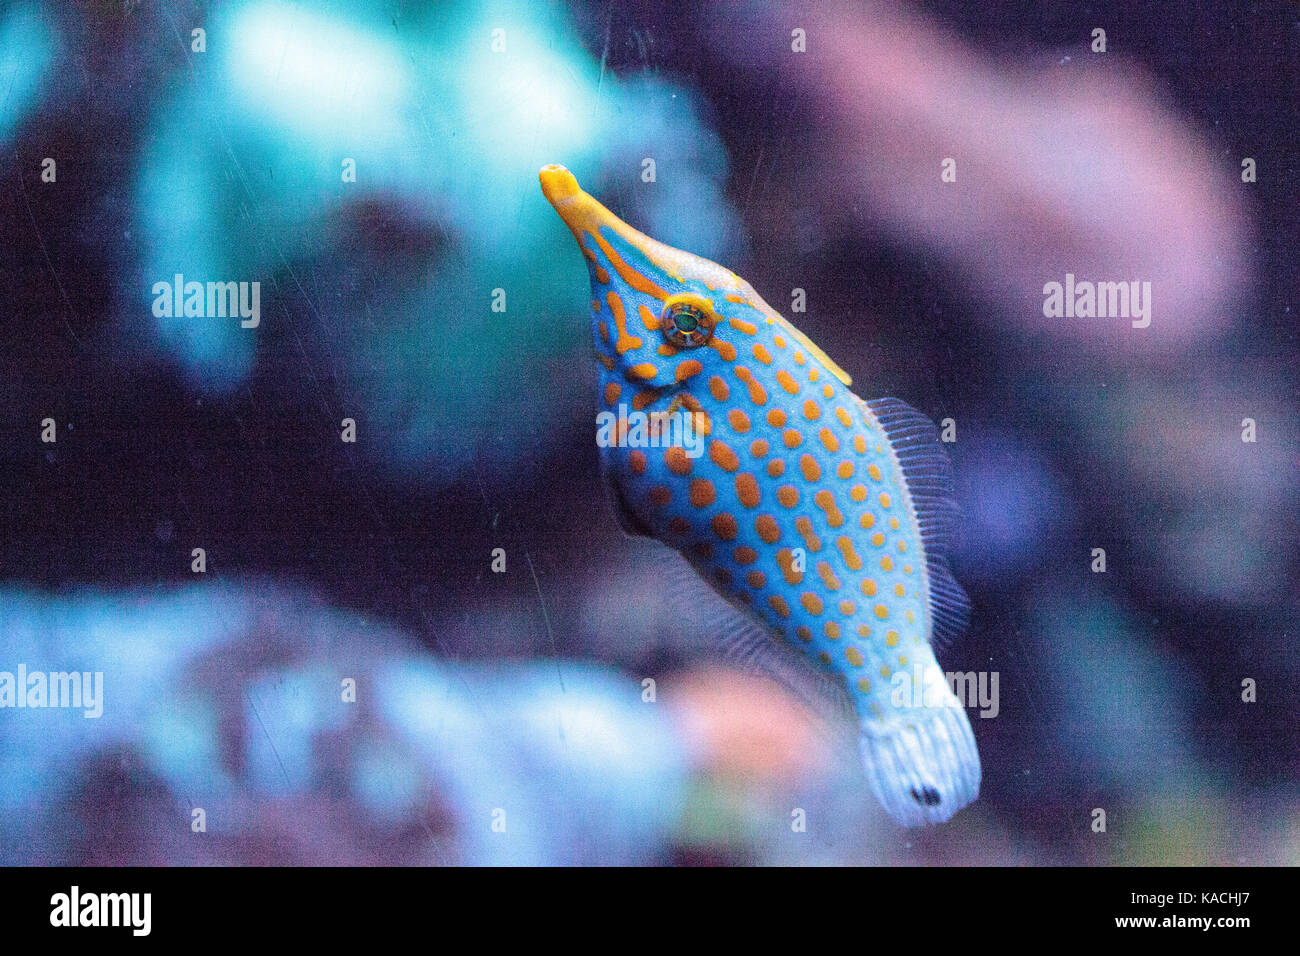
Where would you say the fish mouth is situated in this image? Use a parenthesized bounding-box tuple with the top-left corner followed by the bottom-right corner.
(538, 163, 624, 238)
(538, 164, 582, 204)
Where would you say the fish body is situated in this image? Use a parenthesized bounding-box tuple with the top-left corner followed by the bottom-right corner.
(540, 164, 979, 825)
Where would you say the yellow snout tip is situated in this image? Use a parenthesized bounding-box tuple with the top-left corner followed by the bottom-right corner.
(539, 164, 582, 205)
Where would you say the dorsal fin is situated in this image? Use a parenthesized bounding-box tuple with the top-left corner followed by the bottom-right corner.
(861, 397, 970, 648)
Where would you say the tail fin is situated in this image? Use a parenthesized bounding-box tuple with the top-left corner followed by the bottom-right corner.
(859, 671, 981, 825)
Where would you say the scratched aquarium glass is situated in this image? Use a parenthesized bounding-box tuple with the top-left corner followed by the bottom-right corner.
(0, 0, 1296, 867)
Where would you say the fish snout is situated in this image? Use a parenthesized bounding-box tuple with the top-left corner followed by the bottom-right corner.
(539, 164, 582, 204)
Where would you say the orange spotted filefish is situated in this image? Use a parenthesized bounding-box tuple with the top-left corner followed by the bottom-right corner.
(540, 164, 979, 825)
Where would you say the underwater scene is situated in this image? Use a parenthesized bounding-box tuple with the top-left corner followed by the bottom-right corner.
(0, 0, 1297, 869)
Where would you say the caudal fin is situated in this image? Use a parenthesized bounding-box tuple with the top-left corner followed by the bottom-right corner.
(859, 697, 981, 826)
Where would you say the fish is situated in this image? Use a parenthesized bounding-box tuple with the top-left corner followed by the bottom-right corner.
(539, 163, 980, 825)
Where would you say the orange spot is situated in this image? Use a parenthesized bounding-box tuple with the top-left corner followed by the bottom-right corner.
(796, 626, 813, 642)
(592, 299, 602, 312)
(776, 370, 800, 394)
(750, 439, 769, 458)
(818, 428, 839, 453)
(803, 399, 822, 420)
(604, 382, 621, 405)
(629, 450, 646, 475)
(669, 516, 689, 536)
(880, 492, 892, 508)
(853, 435, 867, 454)
(649, 486, 671, 506)
(880, 556, 894, 572)
(733, 546, 758, 565)
(766, 408, 787, 427)
(727, 409, 751, 433)
(728, 317, 758, 335)
(598, 354, 615, 371)
(816, 561, 842, 590)
(825, 621, 842, 640)
(708, 376, 730, 401)
(860, 579, 878, 597)
(725, 294, 746, 304)
(773, 335, 787, 349)
(656, 344, 680, 356)
(747, 570, 767, 588)
(664, 446, 692, 476)
(689, 479, 716, 508)
(793, 352, 806, 365)
(675, 359, 703, 382)
(885, 630, 900, 647)
(838, 599, 856, 616)
(711, 513, 739, 541)
(836, 461, 854, 480)
(709, 440, 740, 472)
(782, 429, 803, 449)
(871, 532, 886, 547)
(850, 484, 868, 502)
(598, 321, 610, 343)
(874, 604, 889, 620)
(846, 646, 864, 667)
(776, 485, 800, 508)
(709, 338, 738, 361)
(800, 454, 821, 482)
(836, 537, 864, 571)
(754, 514, 780, 543)
(627, 363, 658, 381)
(735, 473, 761, 508)
(672, 393, 712, 437)
(836, 407, 853, 428)
(868, 464, 883, 481)
(732, 366, 768, 405)
(809, 368, 820, 383)
(800, 593, 824, 615)
(813, 489, 845, 528)
(769, 595, 791, 618)
(795, 516, 823, 551)
(632, 389, 660, 411)
(859, 512, 875, 529)
(637, 304, 661, 331)
(767, 459, 786, 478)
(752, 343, 773, 365)
(776, 549, 804, 584)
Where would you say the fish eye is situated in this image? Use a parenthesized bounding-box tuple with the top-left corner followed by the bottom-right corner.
(660, 295, 715, 348)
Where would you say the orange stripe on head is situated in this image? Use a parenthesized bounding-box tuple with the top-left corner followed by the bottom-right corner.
(605, 291, 643, 355)
(589, 231, 668, 301)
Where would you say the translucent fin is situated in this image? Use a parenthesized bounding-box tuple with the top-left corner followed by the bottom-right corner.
(645, 545, 858, 744)
(859, 693, 981, 826)
(606, 477, 655, 539)
(861, 397, 971, 648)
(710, 598, 859, 743)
